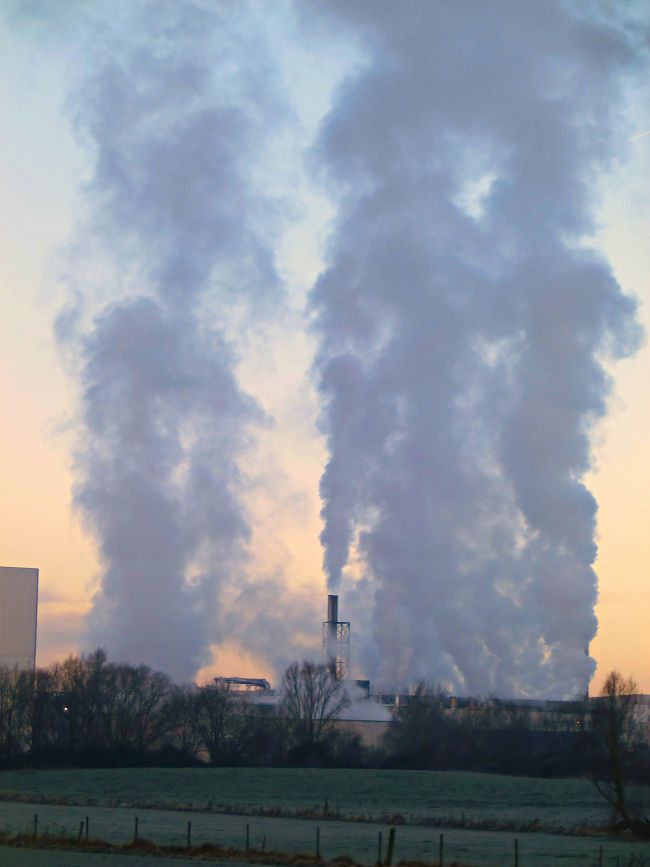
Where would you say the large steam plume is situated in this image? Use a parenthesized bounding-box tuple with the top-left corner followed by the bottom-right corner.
(310, 2, 644, 696)
(52, 1, 286, 680)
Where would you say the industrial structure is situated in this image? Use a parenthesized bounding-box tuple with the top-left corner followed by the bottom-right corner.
(0, 566, 39, 669)
(212, 589, 650, 748)
(215, 676, 271, 693)
(322, 593, 350, 680)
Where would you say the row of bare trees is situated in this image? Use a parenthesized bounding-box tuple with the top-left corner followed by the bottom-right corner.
(0, 652, 351, 767)
(386, 674, 649, 837)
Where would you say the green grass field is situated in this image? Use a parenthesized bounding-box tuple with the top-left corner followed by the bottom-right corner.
(0, 767, 615, 828)
(0, 768, 648, 866)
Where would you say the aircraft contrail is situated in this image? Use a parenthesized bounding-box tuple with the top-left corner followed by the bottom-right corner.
(628, 130, 650, 141)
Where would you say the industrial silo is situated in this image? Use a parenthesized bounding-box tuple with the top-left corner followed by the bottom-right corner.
(0, 566, 38, 669)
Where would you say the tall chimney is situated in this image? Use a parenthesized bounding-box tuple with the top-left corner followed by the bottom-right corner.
(327, 594, 338, 652)
(322, 593, 349, 680)
(327, 594, 338, 628)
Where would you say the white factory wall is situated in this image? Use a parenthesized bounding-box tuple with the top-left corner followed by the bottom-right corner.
(0, 566, 38, 669)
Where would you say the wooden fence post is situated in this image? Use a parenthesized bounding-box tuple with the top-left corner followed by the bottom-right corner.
(386, 827, 396, 867)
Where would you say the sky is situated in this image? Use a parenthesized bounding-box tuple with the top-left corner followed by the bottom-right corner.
(0, 1, 648, 696)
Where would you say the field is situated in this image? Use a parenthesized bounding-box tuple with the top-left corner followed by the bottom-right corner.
(0, 767, 618, 827)
(0, 768, 648, 866)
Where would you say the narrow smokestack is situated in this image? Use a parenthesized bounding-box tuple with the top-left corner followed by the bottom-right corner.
(327, 594, 338, 658)
(327, 594, 338, 628)
(322, 592, 350, 681)
(327, 594, 338, 676)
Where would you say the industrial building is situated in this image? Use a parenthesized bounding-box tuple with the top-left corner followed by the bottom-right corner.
(216, 591, 634, 745)
(0, 566, 39, 670)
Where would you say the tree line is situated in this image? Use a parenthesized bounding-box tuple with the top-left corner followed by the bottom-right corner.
(0, 652, 352, 768)
(385, 674, 650, 837)
(1, 651, 648, 835)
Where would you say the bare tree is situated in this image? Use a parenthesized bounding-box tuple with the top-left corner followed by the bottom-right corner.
(587, 671, 650, 837)
(101, 663, 172, 752)
(54, 648, 110, 755)
(383, 680, 450, 767)
(195, 681, 252, 765)
(163, 684, 203, 760)
(29, 667, 62, 757)
(280, 660, 349, 757)
(0, 667, 32, 760)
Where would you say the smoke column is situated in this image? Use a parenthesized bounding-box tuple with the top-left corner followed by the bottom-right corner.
(310, 2, 644, 696)
(50, 1, 284, 680)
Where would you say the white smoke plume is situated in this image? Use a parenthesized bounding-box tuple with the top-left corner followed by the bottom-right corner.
(7, 1, 646, 695)
(36, 0, 289, 681)
(309, 2, 645, 696)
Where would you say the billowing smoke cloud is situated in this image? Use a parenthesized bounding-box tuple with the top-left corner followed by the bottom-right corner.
(310, 2, 644, 696)
(48, 1, 287, 680)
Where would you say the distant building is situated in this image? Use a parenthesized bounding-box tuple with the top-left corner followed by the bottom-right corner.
(215, 676, 272, 694)
(0, 566, 38, 669)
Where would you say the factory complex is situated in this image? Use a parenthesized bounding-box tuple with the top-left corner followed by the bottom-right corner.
(215, 594, 650, 744)
(1, 571, 647, 746)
